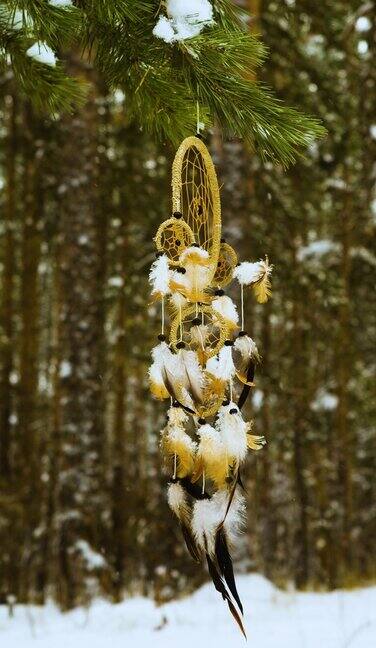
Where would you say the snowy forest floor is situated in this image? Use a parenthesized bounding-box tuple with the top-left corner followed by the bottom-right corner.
(1, 575, 375, 648)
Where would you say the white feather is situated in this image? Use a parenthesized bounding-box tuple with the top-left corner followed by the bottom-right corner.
(167, 405, 189, 427)
(179, 349, 206, 402)
(180, 246, 209, 263)
(196, 424, 225, 460)
(216, 402, 248, 463)
(189, 323, 209, 350)
(233, 261, 264, 286)
(212, 295, 239, 327)
(148, 360, 164, 385)
(206, 345, 236, 381)
(152, 342, 195, 411)
(151, 340, 173, 367)
(167, 482, 189, 518)
(149, 254, 170, 296)
(191, 489, 245, 555)
(234, 334, 260, 362)
(169, 291, 188, 309)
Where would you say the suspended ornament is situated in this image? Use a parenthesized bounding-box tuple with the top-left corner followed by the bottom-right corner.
(147, 135, 272, 637)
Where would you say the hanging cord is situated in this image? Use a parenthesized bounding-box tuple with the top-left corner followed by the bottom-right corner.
(202, 470, 206, 495)
(173, 453, 177, 479)
(179, 303, 183, 341)
(240, 284, 245, 331)
(161, 296, 165, 335)
(229, 378, 233, 402)
(196, 98, 200, 135)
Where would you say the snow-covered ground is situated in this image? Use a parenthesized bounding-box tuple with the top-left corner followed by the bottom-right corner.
(1, 575, 375, 648)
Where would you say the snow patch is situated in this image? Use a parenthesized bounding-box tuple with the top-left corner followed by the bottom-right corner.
(153, 0, 214, 43)
(1, 576, 375, 648)
(26, 42, 56, 67)
(311, 389, 338, 412)
(297, 239, 338, 261)
(49, 0, 73, 6)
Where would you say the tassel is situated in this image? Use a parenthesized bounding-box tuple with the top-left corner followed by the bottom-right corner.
(192, 424, 228, 488)
(216, 402, 249, 467)
(167, 482, 201, 563)
(212, 294, 239, 331)
(233, 257, 272, 304)
(149, 254, 170, 300)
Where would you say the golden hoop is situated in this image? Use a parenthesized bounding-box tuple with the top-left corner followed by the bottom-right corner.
(154, 217, 195, 265)
(170, 304, 229, 360)
(212, 242, 238, 288)
(171, 137, 221, 282)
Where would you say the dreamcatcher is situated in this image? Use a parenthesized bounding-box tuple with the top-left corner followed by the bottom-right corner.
(148, 135, 272, 636)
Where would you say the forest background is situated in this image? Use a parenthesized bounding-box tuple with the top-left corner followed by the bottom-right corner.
(0, 0, 375, 610)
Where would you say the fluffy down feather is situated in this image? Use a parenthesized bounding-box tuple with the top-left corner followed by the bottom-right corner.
(191, 490, 245, 556)
(169, 291, 188, 312)
(166, 405, 189, 427)
(167, 482, 190, 519)
(179, 246, 210, 265)
(233, 258, 272, 303)
(216, 402, 249, 464)
(206, 345, 236, 382)
(149, 254, 170, 298)
(193, 424, 228, 488)
(212, 295, 239, 330)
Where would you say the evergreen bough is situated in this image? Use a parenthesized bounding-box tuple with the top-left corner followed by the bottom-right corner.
(0, 0, 326, 165)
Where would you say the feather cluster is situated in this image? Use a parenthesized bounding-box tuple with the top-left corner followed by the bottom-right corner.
(148, 144, 272, 636)
(234, 257, 273, 303)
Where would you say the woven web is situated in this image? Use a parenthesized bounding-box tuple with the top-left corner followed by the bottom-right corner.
(157, 220, 194, 263)
(213, 243, 237, 288)
(180, 146, 215, 255)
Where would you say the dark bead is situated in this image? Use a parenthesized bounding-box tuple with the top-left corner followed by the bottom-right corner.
(214, 289, 225, 296)
(192, 243, 200, 248)
(238, 330, 247, 337)
(192, 317, 201, 325)
(224, 340, 234, 347)
(198, 418, 206, 425)
(173, 211, 182, 219)
(155, 251, 164, 258)
(157, 334, 166, 342)
(222, 399, 230, 407)
(176, 341, 185, 349)
(176, 240, 181, 246)
(172, 401, 180, 408)
(176, 266, 186, 274)
(230, 408, 238, 415)
(236, 262, 241, 267)
(220, 237, 226, 243)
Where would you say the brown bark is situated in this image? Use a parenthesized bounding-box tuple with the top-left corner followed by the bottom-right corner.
(0, 94, 17, 479)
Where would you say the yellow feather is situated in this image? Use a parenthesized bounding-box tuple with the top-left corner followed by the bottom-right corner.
(163, 430, 196, 478)
(253, 274, 272, 304)
(247, 433, 266, 450)
(150, 379, 169, 400)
